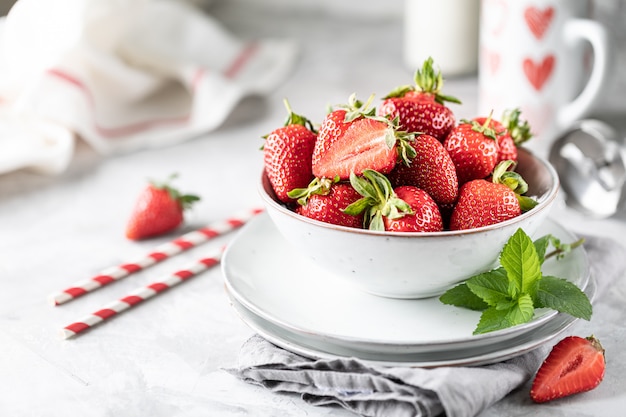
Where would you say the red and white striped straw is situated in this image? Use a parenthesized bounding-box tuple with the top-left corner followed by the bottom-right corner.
(61, 246, 224, 339)
(49, 207, 262, 306)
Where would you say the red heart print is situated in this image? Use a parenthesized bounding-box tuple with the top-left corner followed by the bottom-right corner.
(523, 55, 555, 91)
(524, 6, 554, 40)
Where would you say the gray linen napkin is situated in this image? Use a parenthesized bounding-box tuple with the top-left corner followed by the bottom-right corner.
(226, 236, 626, 417)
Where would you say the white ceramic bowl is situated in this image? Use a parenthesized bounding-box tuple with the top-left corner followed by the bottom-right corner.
(259, 148, 560, 299)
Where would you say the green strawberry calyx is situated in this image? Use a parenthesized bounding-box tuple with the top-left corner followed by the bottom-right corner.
(462, 112, 503, 141)
(344, 169, 413, 231)
(288, 176, 338, 206)
(501, 108, 533, 146)
(262, 99, 317, 142)
(492, 160, 538, 212)
(383, 57, 461, 105)
(150, 173, 201, 210)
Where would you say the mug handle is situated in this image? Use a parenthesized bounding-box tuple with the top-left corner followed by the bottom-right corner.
(558, 19, 611, 129)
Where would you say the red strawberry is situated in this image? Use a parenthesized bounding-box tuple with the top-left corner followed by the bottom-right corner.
(263, 100, 317, 203)
(388, 133, 458, 205)
(384, 186, 443, 232)
(126, 175, 200, 240)
(450, 179, 520, 230)
(344, 169, 416, 231)
(378, 57, 460, 141)
(497, 108, 533, 163)
(443, 116, 501, 184)
(312, 94, 412, 180)
(449, 160, 538, 230)
(530, 335, 605, 403)
(473, 108, 533, 164)
(294, 180, 364, 228)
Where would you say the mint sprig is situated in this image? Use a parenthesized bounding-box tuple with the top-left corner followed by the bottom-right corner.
(439, 228, 590, 335)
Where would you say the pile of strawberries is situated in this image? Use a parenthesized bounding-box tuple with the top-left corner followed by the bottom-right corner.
(263, 58, 536, 232)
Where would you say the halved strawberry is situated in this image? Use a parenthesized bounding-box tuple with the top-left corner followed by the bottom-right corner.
(312, 94, 413, 180)
(383, 186, 443, 232)
(292, 179, 364, 228)
(378, 57, 460, 141)
(443, 115, 502, 185)
(530, 336, 605, 403)
(263, 100, 317, 203)
(388, 133, 458, 205)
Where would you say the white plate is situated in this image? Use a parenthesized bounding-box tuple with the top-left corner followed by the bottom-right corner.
(223, 213, 590, 357)
(227, 275, 596, 367)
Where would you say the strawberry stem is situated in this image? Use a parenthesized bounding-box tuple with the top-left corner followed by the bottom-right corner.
(345, 170, 413, 231)
(150, 173, 200, 210)
(414, 57, 462, 105)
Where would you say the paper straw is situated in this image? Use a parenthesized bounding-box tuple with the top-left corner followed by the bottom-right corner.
(61, 247, 224, 339)
(50, 207, 262, 306)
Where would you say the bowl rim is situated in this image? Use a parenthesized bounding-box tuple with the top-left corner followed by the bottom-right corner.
(259, 147, 560, 238)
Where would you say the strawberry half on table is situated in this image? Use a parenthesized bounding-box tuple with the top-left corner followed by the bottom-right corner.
(378, 57, 461, 142)
(312, 93, 415, 180)
(531, 335, 606, 403)
(125, 175, 200, 240)
(263, 100, 318, 204)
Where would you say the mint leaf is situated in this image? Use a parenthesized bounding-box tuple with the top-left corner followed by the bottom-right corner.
(439, 227, 592, 335)
(533, 235, 551, 264)
(474, 293, 535, 334)
(536, 275, 593, 320)
(439, 283, 489, 311)
(499, 229, 541, 297)
(465, 268, 510, 306)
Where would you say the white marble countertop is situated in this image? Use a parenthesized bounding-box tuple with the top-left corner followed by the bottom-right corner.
(1, 2, 625, 416)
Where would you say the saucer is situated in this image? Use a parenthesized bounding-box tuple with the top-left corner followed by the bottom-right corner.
(222, 213, 590, 361)
(226, 274, 596, 367)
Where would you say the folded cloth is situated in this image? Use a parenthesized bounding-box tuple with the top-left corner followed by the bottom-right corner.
(226, 235, 626, 417)
(0, 0, 297, 174)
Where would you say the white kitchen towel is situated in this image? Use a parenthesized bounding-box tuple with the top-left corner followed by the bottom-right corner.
(227, 235, 626, 417)
(0, 0, 297, 174)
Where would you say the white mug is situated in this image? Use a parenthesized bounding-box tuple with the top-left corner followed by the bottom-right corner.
(478, 0, 610, 157)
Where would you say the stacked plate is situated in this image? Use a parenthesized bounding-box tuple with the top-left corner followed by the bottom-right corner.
(222, 212, 594, 367)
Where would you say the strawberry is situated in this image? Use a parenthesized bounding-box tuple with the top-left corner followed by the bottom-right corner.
(344, 169, 415, 231)
(473, 108, 533, 164)
(312, 94, 414, 180)
(125, 175, 200, 240)
(383, 186, 443, 232)
(449, 179, 520, 230)
(530, 335, 605, 403)
(497, 108, 533, 163)
(294, 180, 364, 228)
(443, 115, 502, 185)
(449, 160, 538, 230)
(263, 100, 317, 203)
(378, 57, 460, 141)
(388, 133, 458, 205)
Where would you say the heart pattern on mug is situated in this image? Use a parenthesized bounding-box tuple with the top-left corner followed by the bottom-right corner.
(523, 55, 555, 91)
(524, 6, 554, 40)
(483, 0, 509, 36)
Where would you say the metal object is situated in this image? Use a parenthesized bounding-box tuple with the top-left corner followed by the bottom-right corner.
(549, 119, 626, 218)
